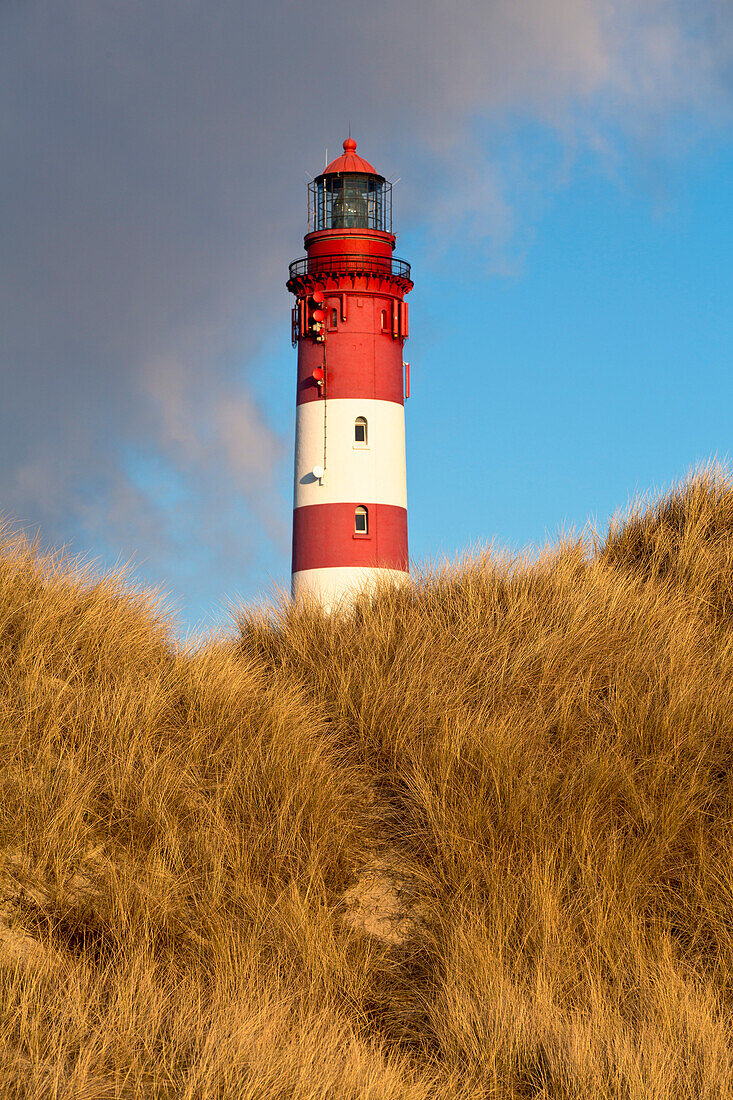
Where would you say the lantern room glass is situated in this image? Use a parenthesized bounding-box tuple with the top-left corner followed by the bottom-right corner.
(309, 174, 392, 232)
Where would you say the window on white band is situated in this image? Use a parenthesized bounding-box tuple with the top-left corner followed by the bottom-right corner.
(354, 416, 367, 445)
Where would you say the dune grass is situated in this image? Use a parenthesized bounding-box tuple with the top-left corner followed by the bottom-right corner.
(3, 466, 733, 1096)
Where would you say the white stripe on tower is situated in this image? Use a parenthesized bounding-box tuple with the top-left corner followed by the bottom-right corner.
(292, 566, 408, 609)
(294, 398, 406, 509)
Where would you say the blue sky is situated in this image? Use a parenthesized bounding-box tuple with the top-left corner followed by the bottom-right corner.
(405, 126, 733, 561)
(2, 2, 733, 639)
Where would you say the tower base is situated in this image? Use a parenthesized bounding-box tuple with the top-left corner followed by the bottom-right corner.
(292, 566, 408, 612)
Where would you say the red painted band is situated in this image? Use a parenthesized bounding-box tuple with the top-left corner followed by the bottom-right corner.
(296, 300, 406, 404)
(292, 503, 408, 573)
(297, 345, 404, 403)
(304, 229, 396, 251)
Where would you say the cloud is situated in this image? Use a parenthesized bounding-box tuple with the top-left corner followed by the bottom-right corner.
(1, 0, 731, 628)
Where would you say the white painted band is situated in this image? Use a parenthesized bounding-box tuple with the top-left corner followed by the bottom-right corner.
(292, 566, 409, 610)
(294, 398, 407, 509)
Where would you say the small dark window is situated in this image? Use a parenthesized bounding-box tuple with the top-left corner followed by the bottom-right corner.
(354, 417, 367, 445)
(381, 309, 388, 332)
(331, 308, 338, 328)
(355, 506, 368, 535)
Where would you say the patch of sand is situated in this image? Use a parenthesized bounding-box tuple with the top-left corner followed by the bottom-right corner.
(341, 857, 427, 945)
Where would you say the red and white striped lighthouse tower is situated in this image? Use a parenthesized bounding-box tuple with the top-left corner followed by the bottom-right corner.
(287, 138, 413, 608)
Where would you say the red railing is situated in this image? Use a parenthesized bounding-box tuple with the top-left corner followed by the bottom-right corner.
(288, 254, 411, 281)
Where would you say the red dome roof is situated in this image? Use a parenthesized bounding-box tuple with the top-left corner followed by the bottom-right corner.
(320, 138, 380, 177)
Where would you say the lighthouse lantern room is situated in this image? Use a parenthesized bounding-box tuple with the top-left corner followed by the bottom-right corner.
(287, 138, 413, 609)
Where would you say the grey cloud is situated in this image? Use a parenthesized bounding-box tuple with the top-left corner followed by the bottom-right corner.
(1, 0, 731, 629)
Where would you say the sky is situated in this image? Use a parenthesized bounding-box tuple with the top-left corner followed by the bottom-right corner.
(2, 0, 733, 638)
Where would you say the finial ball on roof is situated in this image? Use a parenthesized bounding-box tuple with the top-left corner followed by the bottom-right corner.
(321, 137, 379, 177)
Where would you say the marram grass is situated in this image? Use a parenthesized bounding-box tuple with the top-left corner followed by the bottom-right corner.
(3, 467, 733, 1096)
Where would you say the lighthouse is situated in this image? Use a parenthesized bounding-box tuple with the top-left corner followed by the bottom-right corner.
(287, 138, 413, 608)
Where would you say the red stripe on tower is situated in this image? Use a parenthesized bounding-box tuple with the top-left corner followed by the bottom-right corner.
(286, 137, 413, 609)
(292, 503, 408, 573)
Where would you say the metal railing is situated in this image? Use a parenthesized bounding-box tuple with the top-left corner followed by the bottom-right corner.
(288, 254, 411, 281)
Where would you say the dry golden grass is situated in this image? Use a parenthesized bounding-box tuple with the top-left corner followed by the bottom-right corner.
(3, 465, 733, 1096)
